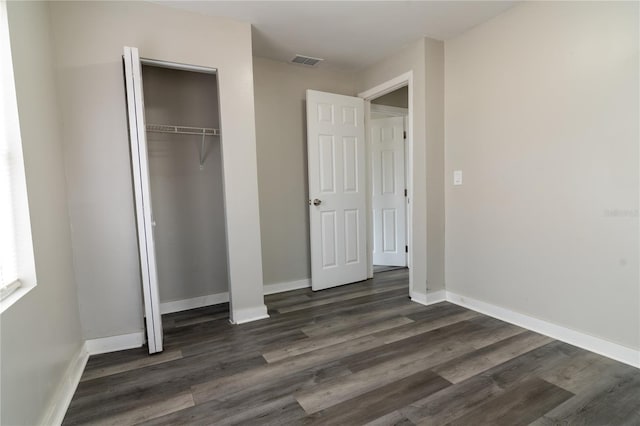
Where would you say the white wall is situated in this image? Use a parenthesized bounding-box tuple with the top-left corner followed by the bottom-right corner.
(357, 38, 446, 298)
(49, 0, 265, 337)
(445, 1, 639, 350)
(253, 57, 356, 286)
(142, 66, 228, 303)
(3, 2, 83, 424)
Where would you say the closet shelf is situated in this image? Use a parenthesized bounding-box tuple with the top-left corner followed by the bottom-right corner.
(146, 124, 220, 137)
(146, 124, 219, 170)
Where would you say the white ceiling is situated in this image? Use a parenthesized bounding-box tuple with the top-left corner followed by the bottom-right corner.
(158, 1, 517, 71)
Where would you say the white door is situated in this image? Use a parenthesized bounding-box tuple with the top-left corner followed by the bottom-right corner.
(123, 46, 163, 354)
(371, 117, 406, 266)
(307, 90, 367, 291)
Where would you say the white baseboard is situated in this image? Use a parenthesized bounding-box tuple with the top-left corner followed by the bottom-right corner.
(410, 289, 446, 306)
(428, 290, 447, 304)
(445, 291, 640, 369)
(231, 304, 270, 324)
(157, 279, 311, 316)
(85, 332, 145, 355)
(264, 278, 310, 295)
(160, 292, 229, 315)
(410, 291, 428, 305)
(39, 343, 89, 426)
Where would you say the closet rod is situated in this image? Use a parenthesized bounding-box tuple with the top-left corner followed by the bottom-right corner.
(146, 124, 220, 137)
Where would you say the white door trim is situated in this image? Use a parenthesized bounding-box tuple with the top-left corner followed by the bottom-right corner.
(359, 72, 412, 99)
(358, 71, 414, 294)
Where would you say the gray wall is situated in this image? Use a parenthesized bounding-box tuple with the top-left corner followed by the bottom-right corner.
(424, 38, 446, 294)
(445, 1, 639, 350)
(253, 57, 356, 286)
(3, 2, 83, 424)
(49, 0, 264, 338)
(372, 86, 408, 108)
(142, 66, 228, 302)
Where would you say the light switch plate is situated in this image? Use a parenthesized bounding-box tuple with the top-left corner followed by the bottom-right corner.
(454, 170, 463, 186)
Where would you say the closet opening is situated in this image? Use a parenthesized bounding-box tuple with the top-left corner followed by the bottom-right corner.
(141, 62, 229, 320)
(124, 46, 229, 353)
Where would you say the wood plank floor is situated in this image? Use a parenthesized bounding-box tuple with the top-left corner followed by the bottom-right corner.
(63, 269, 640, 425)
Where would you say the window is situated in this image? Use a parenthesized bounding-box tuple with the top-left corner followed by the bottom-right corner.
(0, 109, 20, 299)
(0, 0, 36, 311)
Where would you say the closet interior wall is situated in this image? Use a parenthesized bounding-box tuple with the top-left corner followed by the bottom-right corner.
(141, 65, 228, 306)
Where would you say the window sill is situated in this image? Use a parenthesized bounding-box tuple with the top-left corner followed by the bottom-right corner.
(0, 281, 35, 314)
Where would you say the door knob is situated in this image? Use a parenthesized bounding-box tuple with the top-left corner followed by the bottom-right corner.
(313, 199, 322, 206)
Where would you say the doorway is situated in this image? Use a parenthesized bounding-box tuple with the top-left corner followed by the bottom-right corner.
(306, 73, 414, 294)
(369, 86, 409, 274)
(359, 73, 414, 296)
(142, 65, 228, 314)
(123, 47, 229, 354)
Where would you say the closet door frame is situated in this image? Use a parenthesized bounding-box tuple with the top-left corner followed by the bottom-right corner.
(124, 46, 219, 354)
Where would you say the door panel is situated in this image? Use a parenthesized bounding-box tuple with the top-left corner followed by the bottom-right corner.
(319, 135, 335, 192)
(321, 211, 337, 268)
(307, 90, 367, 290)
(123, 46, 163, 354)
(382, 209, 397, 252)
(372, 116, 406, 267)
(343, 137, 358, 192)
(344, 209, 360, 264)
(382, 150, 396, 194)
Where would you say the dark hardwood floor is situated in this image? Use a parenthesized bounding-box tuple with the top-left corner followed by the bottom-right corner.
(63, 269, 640, 425)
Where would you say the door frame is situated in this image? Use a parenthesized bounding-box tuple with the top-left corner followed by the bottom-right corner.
(125, 47, 231, 353)
(358, 72, 414, 294)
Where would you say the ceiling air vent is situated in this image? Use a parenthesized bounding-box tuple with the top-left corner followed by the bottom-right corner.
(290, 54, 324, 67)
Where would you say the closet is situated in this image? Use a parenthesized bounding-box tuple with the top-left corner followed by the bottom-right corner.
(123, 47, 227, 354)
(142, 64, 228, 308)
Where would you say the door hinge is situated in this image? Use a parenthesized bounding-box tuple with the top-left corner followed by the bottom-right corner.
(405, 245, 408, 253)
(404, 189, 407, 197)
(403, 131, 407, 139)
